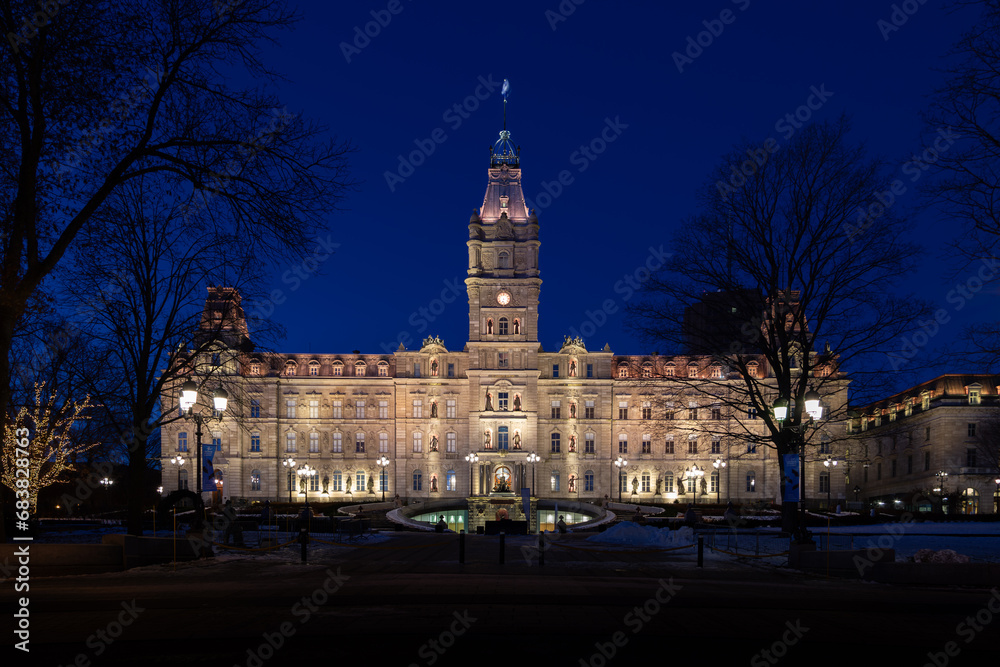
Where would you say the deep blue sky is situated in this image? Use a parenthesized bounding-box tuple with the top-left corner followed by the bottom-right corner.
(249, 1, 985, 381)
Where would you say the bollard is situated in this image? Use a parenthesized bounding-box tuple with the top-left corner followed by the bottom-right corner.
(298, 528, 309, 563)
(499, 532, 505, 565)
(459, 529, 465, 564)
(697, 534, 704, 568)
(538, 531, 544, 567)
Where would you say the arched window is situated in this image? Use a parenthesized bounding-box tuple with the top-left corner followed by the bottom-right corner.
(618, 363, 629, 378)
(308, 360, 320, 376)
(687, 363, 699, 378)
(446, 469, 456, 491)
(412, 469, 423, 491)
(179, 469, 189, 490)
(355, 470, 365, 493)
(664, 472, 674, 494)
(249, 361, 261, 376)
(332, 361, 343, 376)
(498, 317, 509, 335)
(746, 361, 759, 378)
(250, 469, 261, 491)
(498, 250, 511, 268)
(284, 360, 297, 376)
(664, 363, 675, 377)
(377, 360, 389, 377)
(642, 362, 652, 378)
(746, 471, 756, 493)
(355, 361, 366, 377)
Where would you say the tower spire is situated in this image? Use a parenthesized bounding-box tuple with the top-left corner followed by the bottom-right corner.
(491, 79, 518, 167)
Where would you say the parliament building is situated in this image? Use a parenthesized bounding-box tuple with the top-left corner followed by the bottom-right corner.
(160, 124, 856, 512)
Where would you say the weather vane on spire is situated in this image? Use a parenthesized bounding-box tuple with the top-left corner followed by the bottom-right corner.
(491, 78, 518, 167)
(502, 78, 510, 130)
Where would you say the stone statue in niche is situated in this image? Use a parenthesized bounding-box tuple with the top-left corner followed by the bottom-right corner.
(568, 475, 577, 493)
(569, 434, 576, 452)
(496, 214, 513, 240)
(431, 475, 438, 492)
(430, 435, 439, 452)
(322, 476, 329, 493)
(431, 401, 438, 418)
(570, 402, 576, 418)
(513, 431, 521, 449)
(655, 477, 662, 495)
(485, 390, 493, 411)
(484, 430, 492, 448)
(431, 360, 438, 376)
(368, 476, 375, 494)
(569, 360, 577, 376)
(346, 475, 352, 493)
(631, 477, 639, 495)
(513, 319, 520, 334)
(487, 318, 494, 335)
(513, 394, 521, 411)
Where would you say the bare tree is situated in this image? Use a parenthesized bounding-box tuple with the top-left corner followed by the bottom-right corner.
(626, 118, 932, 532)
(0, 0, 352, 535)
(924, 0, 1000, 366)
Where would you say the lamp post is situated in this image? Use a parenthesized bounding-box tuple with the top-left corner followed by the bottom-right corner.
(713, 458, 727, 503)
(853, 485, 861, 502)
(376, 456, 390, 501)
(614, 456, 628, 502)
(282, 457, 296, 503)
(465, 452, 480, 496)
(526, 452, 539, 494)
(100, 477, 114, 510)
(936, 470, 949, 514)
(214, 474, 224, 504)
(688, 465, 705, 505)
(823, 456, 839, 508)
(179, 380, 228, 497)
(773, 388, 823, 541)
(170, 454, 186, 490)
(994, 477, 1000, 514)
(297, 464, 316, 505)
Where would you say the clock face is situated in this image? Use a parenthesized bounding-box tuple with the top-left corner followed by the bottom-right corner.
(496, 291, 511, 306)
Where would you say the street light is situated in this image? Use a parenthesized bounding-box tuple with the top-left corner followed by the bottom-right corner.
(465, 452, 480, 496)
(377, 455, 390, 501)
(178, 381, 228, 496)
(614, 456, 628, 502)
(100, 477, 114, 510)
(282, 457, 296, 503)
(526, 452, 539, 495)
(713, 458, 727, 503)
(687, 465, 705, 505)
(936, 470, 949, 513)
(773, 388, 824, 542)
(170, 454, 186, 490)
(854, 485, 861, 502)
(297, 464, 317, 504)
(995, 477, 1000, 514)
(823, 456, 839, 508)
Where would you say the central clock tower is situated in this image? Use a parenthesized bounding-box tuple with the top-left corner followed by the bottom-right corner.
(466, 128, 541, 346)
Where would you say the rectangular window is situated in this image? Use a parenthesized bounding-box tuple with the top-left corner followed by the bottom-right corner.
(310, 475, 319, 492)
(414, 363, 421, 378)
(332, 432, 343, 453)
(924, 450, 930, 471)
(286, 432, 296, 452)
(497, 426, 509, 451)
(585, 400, 595, 419)
(586, 364, 593, 378)
(551, 401, 561, 419)
(250, 433, 260, 452)
(891, 459, 897, 477)
(551, 433, 561, 453)
(926, 426, 931, 441)
(711, 407, 722, 420)
(619, 401, 628, 420)
(332, 400, 342, 419)
(618, 434, 628, 454)
(876, 462, 882, 481)
(333, 364, 343, 377)
(907, 454, 913, 474)
(379, 400, 389, 419)
(585, 433, 595, 454)
(498, 392, 509, 411)
(309, 400, 319, 419)
(309, 364, 318, 376)
(665, 402, 675, 420)
(412, 432, 423, 453)
(286, 400, 296, 418)
(379, 432, 389, 453)
(585, 471, 594, 492)
(356, 472, 366, 493)
(747, 443, 757, 454)
(664, 474, 674, 494)
(551, 471, 560, 492)
(665, 436, 674, 455)
(332, 471, 342, 492)
(446, 470, 456, 492)
(687, 436, 697, 455)
(250, 399, 260, 419)
(552, 364, 559, 378)
(412, 471, 422, 491)
(447, 363, 455, 378)
(413, 399, 423, 418)
(710, 473, 719, 494)
(747, 406, 758, 420)
(641, 474, 650, 493)
(970, 388, 981, 405)
(355, 432, 365, 453)
(309, 432, 319, 453)
(688, 403, 698, 420)
(447, 432, 457, 453)
(967, 449, 978, 467)
(968, 423, 977, 437)
(641, 402, 652, 420)
(642, 434, 652, 454)
(498, 352, 509, 368)
(446, 399, 457, 419)
(211, 432, 222, 450)
(178, 432, 188, 452)
(711, 437, 721, 454)
(820, 474, 830, 493)
(355, 400, 366, 419)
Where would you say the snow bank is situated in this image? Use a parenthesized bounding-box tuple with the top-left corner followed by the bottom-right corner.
(586, 521, 694, 548)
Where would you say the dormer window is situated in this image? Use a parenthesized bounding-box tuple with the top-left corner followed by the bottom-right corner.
(284, 360, 297, 376)
(355, 361, 367, 377)
(499, 195, 509, 209)
(921, 391, 930, 411)
(377, 360, 389, 377)
(332, 361, 343, 376)
(248, 361, 261, 376)
(618, 364, 629, 378)
(308, 361, 320, 376)
(968, 385, 982, 405)
(642, 363, 652, 378)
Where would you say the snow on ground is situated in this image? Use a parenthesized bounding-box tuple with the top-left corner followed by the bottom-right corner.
(586, 521, 695, 548)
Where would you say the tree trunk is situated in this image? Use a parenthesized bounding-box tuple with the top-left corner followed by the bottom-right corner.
(126, 420, 148, 536)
